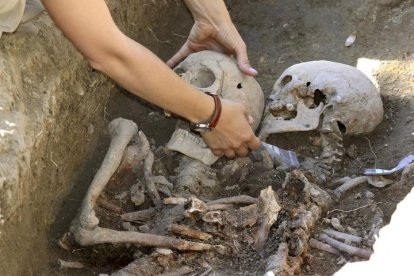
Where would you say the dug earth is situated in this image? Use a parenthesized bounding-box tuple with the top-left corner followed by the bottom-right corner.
(0, 1, 192, 275)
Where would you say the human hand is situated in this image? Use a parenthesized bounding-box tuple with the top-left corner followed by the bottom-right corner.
(167, 0, 258, 76)
(201, 99, 261, 159)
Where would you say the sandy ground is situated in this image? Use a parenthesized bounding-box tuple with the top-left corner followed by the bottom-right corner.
(45, 0, 414, 275)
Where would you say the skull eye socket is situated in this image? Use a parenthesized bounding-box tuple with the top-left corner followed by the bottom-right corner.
(190, 67, 216, 88)
(281, 75, 292, 86)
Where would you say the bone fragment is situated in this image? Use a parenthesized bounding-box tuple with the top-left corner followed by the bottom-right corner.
(367, 175, 393, 188)
(121, 208, 156, 222)
(170, 224, 212, 241)
(291, 169, 332, 211)
(330, 218, 345, 232)
(323, 229, 363, 244)
(167, 128, 219, 165)
(141, 132, 162, 207)
(58, 259, 84, 270)
(207, 203, 234, 211)
(78, 118, 138, 230)
(320, 119, 345, 169)
(319, 234, 373, 259)
(265, 243, 293, 275)
(130, 182, 145, 206)
(57, 232, 71, 251)
(187, 196, 207, 214)
(333, 176, 353, 185)
(366, 206, 384, 246)
(254, 186, 282, 251)
(73, 226, 212, 251)
(334, 176, 368, 199)
(97, 197, 122, 214)
(119, 143, 149, 172)
(175, 157, 217, 195)
(309, 238, 341, 255)
(157, 266, 194, 276)
(282, 172, 292, 189)
(202, 211, 223, 225)
(163, 197, 188, 205)
(206, 195, 257, 206)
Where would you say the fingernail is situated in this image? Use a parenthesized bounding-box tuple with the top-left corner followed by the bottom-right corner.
(248, 67, 258, 76)
(248, 115, 254, 125)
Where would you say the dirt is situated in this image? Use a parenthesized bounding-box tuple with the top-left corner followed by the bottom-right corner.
(41, 0, 414, 275)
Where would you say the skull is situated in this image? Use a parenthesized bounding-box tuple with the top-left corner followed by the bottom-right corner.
(167, 50, 265, 165)
(259, 61, 384, 167)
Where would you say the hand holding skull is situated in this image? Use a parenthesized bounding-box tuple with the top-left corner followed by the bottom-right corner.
(201, 99, 261, 159)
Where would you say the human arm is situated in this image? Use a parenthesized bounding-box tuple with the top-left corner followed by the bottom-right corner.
(41, 0, 260, 158)
(167, 0, 258, 76)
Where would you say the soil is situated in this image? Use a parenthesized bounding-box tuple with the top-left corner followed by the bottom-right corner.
(43, 0, 414, 275)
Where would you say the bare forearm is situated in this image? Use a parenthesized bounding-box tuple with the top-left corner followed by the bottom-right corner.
(42, 0, 213, 123)
(184, 0, 231, 25)
(93, 36, 213, 123)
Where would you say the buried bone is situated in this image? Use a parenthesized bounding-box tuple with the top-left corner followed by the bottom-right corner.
(254, 186, 281, 251)
(70, 118, 214, 251)
(318, 233, 373, 259)
(260, 61, 383, 169)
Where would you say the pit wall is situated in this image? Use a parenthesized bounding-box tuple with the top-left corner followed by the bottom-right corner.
(0, 1, 190, 274)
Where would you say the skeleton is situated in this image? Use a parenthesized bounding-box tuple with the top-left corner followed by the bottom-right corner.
(167, 50, 265, 165)
(259, 61, 384, 168)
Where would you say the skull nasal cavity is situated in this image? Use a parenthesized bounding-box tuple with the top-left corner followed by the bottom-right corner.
(314, 89, 327, 106)
(190, 68, 216, 88)
(281, 75, 292, 86)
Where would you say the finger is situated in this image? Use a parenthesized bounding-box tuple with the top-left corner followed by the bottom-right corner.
(246, 135, 261, 151)
(166, 43, 194, 68)
(224, 149, 236, 159)
(211, 149, 223, 157)
(235, 145, 249, 157)
(234, 42, 258, 77)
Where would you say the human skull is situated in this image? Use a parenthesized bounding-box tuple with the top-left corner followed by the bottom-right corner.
(166, 50, 265, 165)
(259, 61, 384, 166)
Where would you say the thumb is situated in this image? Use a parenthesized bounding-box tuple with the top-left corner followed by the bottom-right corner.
(166, 43, 194, 68)
(235, 43, 258, 77)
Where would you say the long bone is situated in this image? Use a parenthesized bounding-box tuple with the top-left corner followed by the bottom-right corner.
(77, 118, 138, 231)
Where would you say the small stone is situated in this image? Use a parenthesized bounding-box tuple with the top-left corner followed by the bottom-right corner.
(310, 136, 322, 147)
(87, 124, 94, 135)
(365, 190, 375, 199)
(323, 218, 331, 224)
(331, 218, 345, 231)
(346, 226, 359, 236)
(336, 256, 347, 265)
(310, 187, 321, 197)
(354, 193, 363, 200)
(346, 144, 358, 158)
(406, 116, 413, 124)
(154, 248, 173, 255)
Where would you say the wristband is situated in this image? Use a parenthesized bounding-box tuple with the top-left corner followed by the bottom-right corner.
(190, 92, 222, 133)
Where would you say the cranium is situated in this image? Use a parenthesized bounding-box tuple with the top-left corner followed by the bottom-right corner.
(167, 50, 265, 165)
(259, 61, 384, 167)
